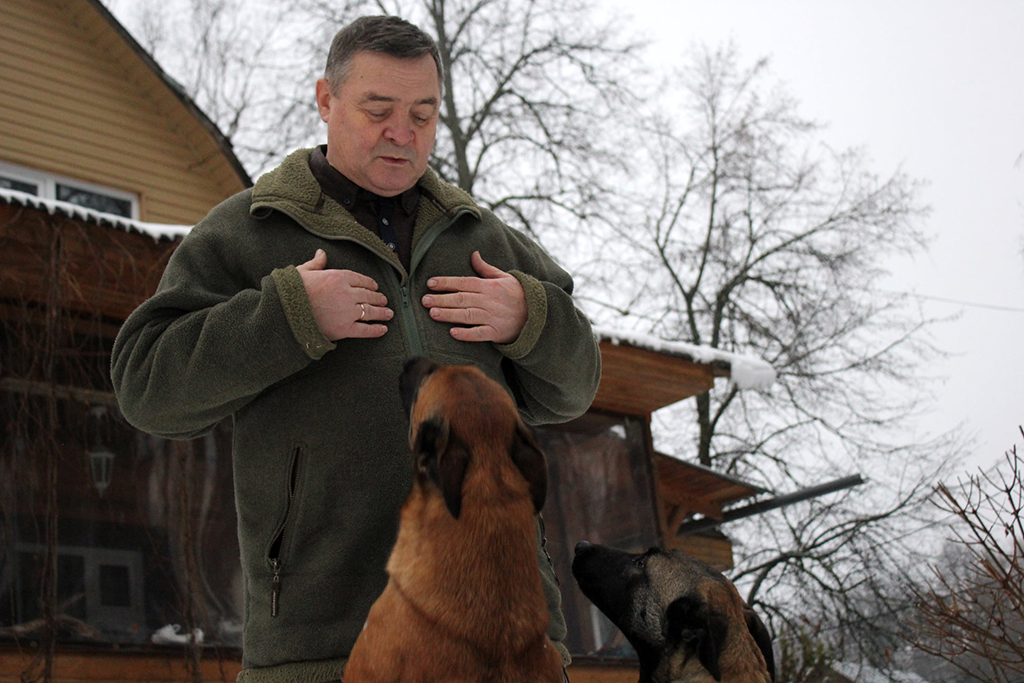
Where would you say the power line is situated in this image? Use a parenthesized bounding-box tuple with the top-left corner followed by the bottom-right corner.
(892, 291, 1024, 314)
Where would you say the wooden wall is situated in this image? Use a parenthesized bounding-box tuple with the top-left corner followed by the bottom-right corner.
(0, 649, 639, 683)
(0, 203, 176, 326)
(0, 0, 247, 225)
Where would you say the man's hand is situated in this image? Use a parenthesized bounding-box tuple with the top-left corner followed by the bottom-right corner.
(296, 249, 392, 340)
(421, 251, 528, 344)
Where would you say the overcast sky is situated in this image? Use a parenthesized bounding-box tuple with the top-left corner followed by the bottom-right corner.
(603, 0, 1024, 471)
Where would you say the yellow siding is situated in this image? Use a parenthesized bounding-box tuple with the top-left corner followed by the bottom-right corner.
(0, 0, 247, 224)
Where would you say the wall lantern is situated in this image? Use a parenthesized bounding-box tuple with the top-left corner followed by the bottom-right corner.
(87, 405, 115, 496)
(88, 446, 116, 496)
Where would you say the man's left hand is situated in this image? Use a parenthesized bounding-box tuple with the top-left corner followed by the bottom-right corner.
(422, 251, 528, 344)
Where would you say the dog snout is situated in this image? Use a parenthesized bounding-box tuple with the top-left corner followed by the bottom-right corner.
(574, 540, 594, 555)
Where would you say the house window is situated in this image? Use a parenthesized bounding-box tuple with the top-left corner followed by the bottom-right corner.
(536, 413, 661, 658)
(55, 184, 133, 218)
(0, 175, 38, 195)
(0, 391, 241, 647)
(0, 160, 138, 219)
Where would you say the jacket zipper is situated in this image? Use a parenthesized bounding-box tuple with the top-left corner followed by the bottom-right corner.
(390, 209, 473, 357)
(268, 446, 302, 617)
(273, 205, 473, 358)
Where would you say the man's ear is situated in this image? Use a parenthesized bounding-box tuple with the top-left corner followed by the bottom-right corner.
(666, 596, 729, 682)
(511, 424, 547, 513)
(315, 78, 333, 122)
(413, 416, 469, 519)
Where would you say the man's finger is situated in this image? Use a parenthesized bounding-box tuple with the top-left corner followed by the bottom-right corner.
(360, 303, 394, 322)
(470, 251, 506, 279)
(428, 304, 481, 325)
(422, 291, 475, 310)
(346, 322, 389, 338)
(448, 325, 496, 342)
(341, 271, 381, 292)
(358, 290, 390, 308)
(426, 275, 484, 293)
(297, 248, 328, 272)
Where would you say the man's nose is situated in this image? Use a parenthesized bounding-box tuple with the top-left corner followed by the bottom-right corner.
(384, 121, 415, 146)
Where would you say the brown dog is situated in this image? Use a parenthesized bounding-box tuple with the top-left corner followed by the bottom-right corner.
(343, 357, 564, 683)
(572, 542, 774, 683)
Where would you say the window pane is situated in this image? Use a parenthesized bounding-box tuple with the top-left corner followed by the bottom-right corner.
(55, 183, 133, 218)
(535, 413, 660, 657)
(99, 565, 131, 607)
(0, 175, 39, 194)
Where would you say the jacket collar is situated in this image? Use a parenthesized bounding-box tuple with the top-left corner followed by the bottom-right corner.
(250, 147, 481, 239)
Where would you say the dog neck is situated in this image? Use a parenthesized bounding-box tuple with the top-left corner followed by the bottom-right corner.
(385, 479, 551, 658)
(637, 635, 771, 683)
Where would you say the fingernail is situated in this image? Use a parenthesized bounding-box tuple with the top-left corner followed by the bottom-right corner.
(422, 295, 432, 306)
(427, 279, 437, 288)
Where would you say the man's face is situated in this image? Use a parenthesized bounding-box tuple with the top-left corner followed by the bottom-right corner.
(316, 51, 440, 197)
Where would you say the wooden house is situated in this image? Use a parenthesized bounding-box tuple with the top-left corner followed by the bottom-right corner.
(0, 1, 773, 681)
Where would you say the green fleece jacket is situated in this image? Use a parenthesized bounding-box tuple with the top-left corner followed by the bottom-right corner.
(111, 148, 601, 682)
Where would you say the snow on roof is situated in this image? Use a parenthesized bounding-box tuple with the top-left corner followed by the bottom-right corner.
(594, 325, 776, 391)
(0, 187, 191, 242)
(831, 661, 931, 683)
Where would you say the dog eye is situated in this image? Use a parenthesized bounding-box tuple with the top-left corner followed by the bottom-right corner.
(633, 547, 659, 568)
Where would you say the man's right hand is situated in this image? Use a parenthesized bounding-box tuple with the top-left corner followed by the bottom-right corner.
(296, 249, 392, 340)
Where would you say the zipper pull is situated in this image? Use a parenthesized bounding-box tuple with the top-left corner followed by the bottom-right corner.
(271, 559, 281, 617)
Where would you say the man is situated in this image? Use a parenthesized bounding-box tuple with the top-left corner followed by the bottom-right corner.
(111, 15, 600, 683)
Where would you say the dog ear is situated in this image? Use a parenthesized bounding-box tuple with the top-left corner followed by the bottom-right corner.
(400, 356, 438, 416)
(511, 424, 547, 513)
(413, 416, 469, 519)
(666, 596, 728, 682)
(744, 605, 775, 682)
(437, 436, 470, 519)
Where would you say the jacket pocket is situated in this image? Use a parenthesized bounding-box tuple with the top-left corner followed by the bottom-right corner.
(266, 445, 303, 617)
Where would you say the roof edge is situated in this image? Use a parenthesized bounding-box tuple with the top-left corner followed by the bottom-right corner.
(1, 187, 189, 242)
(594, 326, 777, 390)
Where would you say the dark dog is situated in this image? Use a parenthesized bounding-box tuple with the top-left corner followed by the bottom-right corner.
(572, 542, 774, 683)
(344, 358, 564, 683)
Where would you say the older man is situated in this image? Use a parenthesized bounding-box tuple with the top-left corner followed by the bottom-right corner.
(112, 15, 600, 683)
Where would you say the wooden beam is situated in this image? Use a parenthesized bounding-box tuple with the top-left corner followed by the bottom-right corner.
(0, 377, 119, 407)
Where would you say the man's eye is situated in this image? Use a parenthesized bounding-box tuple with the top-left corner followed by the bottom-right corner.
(366, 110, 389, 120)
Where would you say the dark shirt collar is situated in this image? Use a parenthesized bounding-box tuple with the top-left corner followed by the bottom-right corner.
(309, 145, 419, 215)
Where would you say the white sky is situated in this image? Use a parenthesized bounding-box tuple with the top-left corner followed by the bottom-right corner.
(603, 0, 1024, 471)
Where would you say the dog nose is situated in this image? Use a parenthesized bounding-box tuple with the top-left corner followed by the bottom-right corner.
(574, 541, 593, 555)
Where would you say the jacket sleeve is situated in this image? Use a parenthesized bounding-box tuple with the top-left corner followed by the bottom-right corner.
(490, 226, 601, 426)
(110, 207, 320, 440)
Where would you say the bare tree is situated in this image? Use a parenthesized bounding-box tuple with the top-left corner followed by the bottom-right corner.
(111, 0, 643, 234)
(108, 0, 345, 174)
(299, 0, 644, 239)
(573, 44, 962, 673)
(910, 432, 1024, 683)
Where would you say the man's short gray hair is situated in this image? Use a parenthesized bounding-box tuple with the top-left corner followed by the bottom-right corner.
(324, 15, 443, 95)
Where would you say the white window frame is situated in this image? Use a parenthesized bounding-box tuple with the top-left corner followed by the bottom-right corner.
(14, 543, 147, 643)
(0, 159, 139, 220)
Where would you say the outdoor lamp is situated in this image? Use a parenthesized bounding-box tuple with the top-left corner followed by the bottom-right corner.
(88, 446, 115, 496)
(87, 405, 115, 496)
